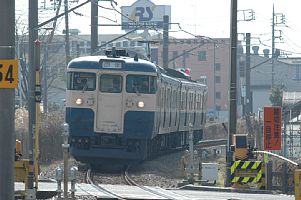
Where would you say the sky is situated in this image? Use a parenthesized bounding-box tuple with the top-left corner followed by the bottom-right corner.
(16, 0, 301, 57)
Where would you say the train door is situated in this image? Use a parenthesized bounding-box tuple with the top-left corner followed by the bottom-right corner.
(96, 73, 124, 133)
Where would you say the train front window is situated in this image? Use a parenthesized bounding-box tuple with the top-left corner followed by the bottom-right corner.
(126, 75, 156, 94)
(67, 72, 96, 91)
(100, 74, 122, 93)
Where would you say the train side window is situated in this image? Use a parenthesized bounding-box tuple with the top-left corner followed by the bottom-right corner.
(67, 72, 96, 91)
(100, 74, 122, 93)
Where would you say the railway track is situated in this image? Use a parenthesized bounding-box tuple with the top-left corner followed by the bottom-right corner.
(122, 165, 138, 186)
(121, 165, 179, 200)
(84, 166, 182, 200)
(76, 138, 226, 195)
(84, 169, 126, 199)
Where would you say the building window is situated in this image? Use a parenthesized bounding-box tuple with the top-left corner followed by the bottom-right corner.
(79, 41, 85, 46)
(87, 41, 91, 47)
(198, 51, 206, 61)
(292, 65, 301, 80)
(216, 105, 221, 111)
(215, 76, 221, 83)
(130, 41, 136, 47)
(215, 91, 221, 99)
(116, 42, 121, 47)
(123, 41, 128, 47)
(71, 41, 78, 48)
(215, 63, 221, 71)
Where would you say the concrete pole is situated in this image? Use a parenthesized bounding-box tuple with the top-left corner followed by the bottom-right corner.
(271, 4, 275, 88)
(162, 15, 169, 68)
(62, 123, 70, 198)
(91, 0, 98, 55)
(28, 0, 38, 198)
(245, 33, 251, 115)
(64, 0, 70, 65)
(226, 0, 237, 187)
(213, 42, 216, 112)
(0, 0, 15, 199)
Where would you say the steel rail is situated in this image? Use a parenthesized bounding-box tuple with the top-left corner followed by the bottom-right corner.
(86, 169, 126, 200)
(122, 165, 178, 200)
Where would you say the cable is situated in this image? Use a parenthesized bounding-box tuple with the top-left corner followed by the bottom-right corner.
(259, 39, 301, 55)
(110, 0, 135, 22)
(282, 33, 301, 49)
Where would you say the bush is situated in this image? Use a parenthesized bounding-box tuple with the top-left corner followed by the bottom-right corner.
(15, 108, 65, 164)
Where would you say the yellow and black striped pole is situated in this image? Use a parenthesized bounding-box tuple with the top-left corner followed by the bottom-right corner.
(295, 168, 301, 200)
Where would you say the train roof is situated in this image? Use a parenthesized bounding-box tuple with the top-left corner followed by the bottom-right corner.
(68, 55, 158, 73)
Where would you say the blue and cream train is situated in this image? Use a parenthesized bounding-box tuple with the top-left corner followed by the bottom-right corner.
(65, 52, 208, 166)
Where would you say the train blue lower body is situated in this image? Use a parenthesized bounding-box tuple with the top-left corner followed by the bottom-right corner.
(66, 107, 203, 166)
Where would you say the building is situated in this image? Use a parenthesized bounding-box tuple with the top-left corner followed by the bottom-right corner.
(154, 37, 231, 120)
(247, 48, 301, 113)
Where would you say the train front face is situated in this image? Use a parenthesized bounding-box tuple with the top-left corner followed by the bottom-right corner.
(65, 56, 158, 165)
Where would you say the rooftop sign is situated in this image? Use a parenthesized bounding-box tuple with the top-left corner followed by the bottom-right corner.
(121, 0, 171, 30)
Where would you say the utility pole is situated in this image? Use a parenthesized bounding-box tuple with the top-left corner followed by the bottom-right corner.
(28, 0, 38, 198)
(226, 0, 237, 187)
(213, 42, 216, 112)
(245, 33, 255, 146)
(64, 0, 70, 65)
(271, 4, 275, 88)
(271, 4, 285, 88)
(245, 33, 251, 115)
(91, 0, 98, 55)
(162, 15, 169, 68)
(26, 0, 92, 197)
(0, 0, 15, 199)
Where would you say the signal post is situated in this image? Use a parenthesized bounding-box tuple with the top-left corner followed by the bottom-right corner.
(0, 0, 16, 199)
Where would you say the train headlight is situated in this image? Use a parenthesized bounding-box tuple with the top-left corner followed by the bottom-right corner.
(137, 101, 145, 108)
(75, 98, 83, 105)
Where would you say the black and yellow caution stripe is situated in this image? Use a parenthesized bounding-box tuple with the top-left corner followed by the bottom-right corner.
(231, 161, 263, 183)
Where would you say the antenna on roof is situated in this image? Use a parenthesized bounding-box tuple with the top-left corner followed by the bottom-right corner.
(112, 47, 117, 57)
